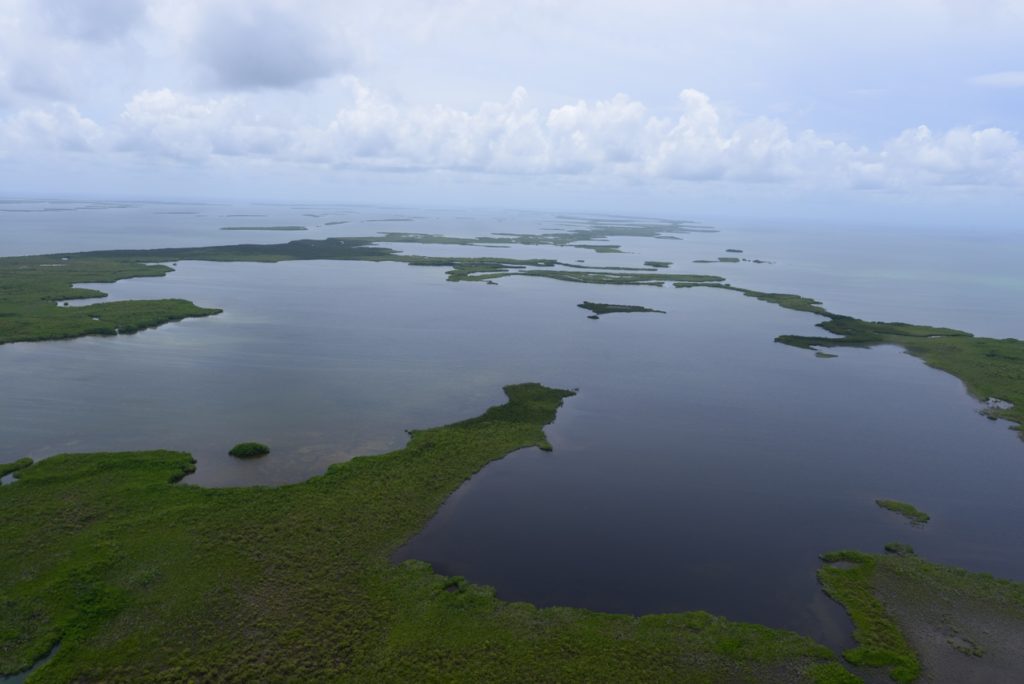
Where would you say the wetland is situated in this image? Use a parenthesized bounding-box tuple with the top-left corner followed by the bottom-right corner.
(2, 200, 1024, 681)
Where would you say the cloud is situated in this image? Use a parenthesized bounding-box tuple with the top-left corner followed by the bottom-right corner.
(118, 88, 288, 160)
(4, 82, 1023, 193)
(547, 93, 652, 171)
(39, 0, 147, 42)
(190, 2, 350, 90)
(971, 71, 1024, 88)
(881, 125, 1024, 187)
(110, 84, 1024, 190)
(0, 103, 102, 153)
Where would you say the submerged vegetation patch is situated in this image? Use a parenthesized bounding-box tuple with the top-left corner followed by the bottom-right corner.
(884, 543, 916, 557)
(0, 384, 849, 682)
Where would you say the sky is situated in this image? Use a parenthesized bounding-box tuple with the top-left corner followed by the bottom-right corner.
(1, 0, 1023, 225)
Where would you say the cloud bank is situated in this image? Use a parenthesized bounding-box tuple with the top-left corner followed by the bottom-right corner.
(4, 82, 1019, 193)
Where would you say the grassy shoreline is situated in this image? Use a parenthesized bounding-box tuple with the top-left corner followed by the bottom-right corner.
(0, 384, 850, 682)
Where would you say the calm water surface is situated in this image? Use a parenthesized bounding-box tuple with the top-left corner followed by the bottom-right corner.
(2, 199, 1023, 650)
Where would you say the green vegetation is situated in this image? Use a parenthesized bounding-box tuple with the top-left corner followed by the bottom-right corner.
(818, 551, 921, 682)
(719, 256, 741, 263)
(228, 442, 270, 458)
(0, 457, 32, 478)
(726, 249, 744, 253)
(820, 547, 1024, 682)
(0, 384, 847, 682)
(220, 226, 307, 231)
(0, 253, 222, 344)
(876, 500, 930, 525)
(644, 260, 672, 268)
(578, 301, 665, 316)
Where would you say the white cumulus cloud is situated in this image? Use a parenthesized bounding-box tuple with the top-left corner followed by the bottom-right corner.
(0, 103, 102, 154)
(4, 82, 1022, 194)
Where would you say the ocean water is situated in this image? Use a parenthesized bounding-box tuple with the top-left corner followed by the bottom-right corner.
(2, 198, 1023, 649)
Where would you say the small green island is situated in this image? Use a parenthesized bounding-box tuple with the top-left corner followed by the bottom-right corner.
(220, 226, 308, 231)
(876, 499, 930, 525)
(578, 301, 666, 317)
(228, 442, 270, 458)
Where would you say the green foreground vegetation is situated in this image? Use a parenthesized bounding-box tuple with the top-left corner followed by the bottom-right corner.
(820, 548, 1024, 682)
(0, 384, 851, 682)
(875, 500, 930, 525)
